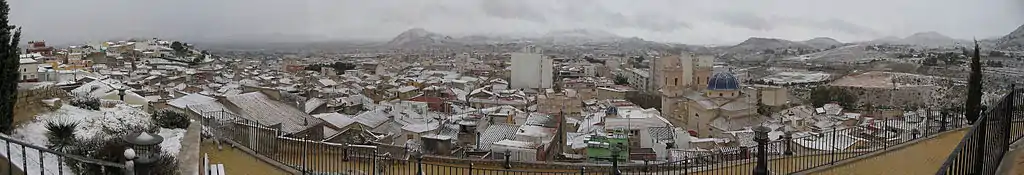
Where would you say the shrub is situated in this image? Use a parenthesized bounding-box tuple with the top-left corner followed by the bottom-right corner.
(44, 118, 79, 152)
(66, 137, 129, 175)
(149, 153, 181, 175)
(69, 93, 100, 110)
(83, 105, 157, 138)
(67, 137, 180, 175)
(152, 110, 190, 129)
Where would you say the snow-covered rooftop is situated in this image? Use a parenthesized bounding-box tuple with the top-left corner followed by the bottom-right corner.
(168, 93, 216, 109)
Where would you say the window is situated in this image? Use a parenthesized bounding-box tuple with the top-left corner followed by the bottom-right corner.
(674, 78, 679, 85)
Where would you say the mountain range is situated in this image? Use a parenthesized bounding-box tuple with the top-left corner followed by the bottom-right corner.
(385, 28, 634, 48)
(206, 24, 1024, 53)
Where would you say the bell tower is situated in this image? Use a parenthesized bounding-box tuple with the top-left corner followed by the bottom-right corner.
(693, 55, 714, 91)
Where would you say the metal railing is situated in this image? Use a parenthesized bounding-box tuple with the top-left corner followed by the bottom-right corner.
(202, 103, 979, 175)
(937, 85, 1022, 175)
(0, 133, 126, 175)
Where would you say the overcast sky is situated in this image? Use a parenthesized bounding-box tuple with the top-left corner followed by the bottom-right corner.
(9, 0, 1024, 45)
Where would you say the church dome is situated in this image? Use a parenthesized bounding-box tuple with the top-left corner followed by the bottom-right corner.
(707, 72, 739, 90)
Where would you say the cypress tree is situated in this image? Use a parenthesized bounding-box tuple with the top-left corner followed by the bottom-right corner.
(965, 40, 983, 124)
(0, 0, 21, 134)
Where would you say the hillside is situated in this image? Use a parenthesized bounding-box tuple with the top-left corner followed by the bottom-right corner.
(729, 37, 814, 52)
(783, 44, 891, 63)
(866, 32, 967, 48)
(386, 28, 455, 48)
(996, 24, 1024, 50)
(801, 37, 843, 50)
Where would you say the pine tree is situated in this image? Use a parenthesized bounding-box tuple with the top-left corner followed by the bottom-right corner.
(965, 40, 983, 124)
(0, 0, 21, 134)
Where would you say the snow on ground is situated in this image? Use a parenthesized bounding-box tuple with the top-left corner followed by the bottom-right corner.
(12, 104, 155, 146)
(2, 104, 186, 174)
(158, 128, 186, 156)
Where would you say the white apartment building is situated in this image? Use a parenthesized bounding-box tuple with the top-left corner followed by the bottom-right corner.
(510, 45, 553, 89)
(620, 68, 651, 92)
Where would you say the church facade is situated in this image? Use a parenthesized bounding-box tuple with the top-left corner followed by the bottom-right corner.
(658, 53, 774, 137)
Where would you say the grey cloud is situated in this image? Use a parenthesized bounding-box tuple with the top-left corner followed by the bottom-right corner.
(479, 0, 548, 23)
(715, 12, 775, 31)
(779, 17, 882, 37)
(6, 0, 1023, 45)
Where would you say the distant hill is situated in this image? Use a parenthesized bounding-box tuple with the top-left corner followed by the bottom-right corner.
(801, 37, 844, 50)
(995, 24, 1024, 50)
(865, 31, 968, 48)
(728, 37, 814, 52)
(902, 31, 968, 47)
(713, 37, 815, 61)
(386, 28, 455, 48)
(783, 44, 890, 63)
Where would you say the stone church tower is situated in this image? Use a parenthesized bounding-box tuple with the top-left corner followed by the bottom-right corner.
(660, 52, 714, 127)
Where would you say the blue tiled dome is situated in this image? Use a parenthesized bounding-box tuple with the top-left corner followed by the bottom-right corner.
(707, 72, 739, 90)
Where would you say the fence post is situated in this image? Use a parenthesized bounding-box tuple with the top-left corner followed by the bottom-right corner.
(580, 167, 586, 175)
(973, 110, 988, 174)
(124, 148, 136, 175)
(611, 151, 620, 175)
(940, 110, 949, 132)
(469, 163, 474, 175)
(783, 131, 793, 156)
(416, 153, 423, 175)
(373, 150, 378, 175)
(643, 159, 650, 172)
(753, 126, 770, 175)
(302, 140, 308, 175)
(831, 129, 838, 164)
(504, 150, 512, 169)
(1005, 84, 1016, 154)
(912, 129, 920, 140)
(342, 143, 349, 162)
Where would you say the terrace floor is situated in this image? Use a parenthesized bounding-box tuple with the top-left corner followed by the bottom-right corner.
(200, 140, 293, 175)
(808, 129, 966, 175)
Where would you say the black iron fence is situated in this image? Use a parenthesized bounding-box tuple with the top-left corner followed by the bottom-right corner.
(0, 133, 127, 175)
(202, 101, 980, 175)
(938, 85, 1022, 175)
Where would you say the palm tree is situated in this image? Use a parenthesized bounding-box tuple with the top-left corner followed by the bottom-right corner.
(45, 118, 79, 152)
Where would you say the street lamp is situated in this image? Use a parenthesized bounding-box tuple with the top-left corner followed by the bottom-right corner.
(753, 125, 770, 175)
(123, 131, 164, 174)
(610, 143, 622, 175)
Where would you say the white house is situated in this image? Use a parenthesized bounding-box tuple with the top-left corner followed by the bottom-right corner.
(19, 58, 39, 82)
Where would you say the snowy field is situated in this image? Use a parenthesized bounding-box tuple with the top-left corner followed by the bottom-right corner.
(0, 104, 185, 174)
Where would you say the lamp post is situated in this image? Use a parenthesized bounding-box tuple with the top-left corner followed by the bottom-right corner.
(610, 144, 622, 175)
(753, 125, 770, 175)
(123, 131, 164, 174)
(117, 88, 126, 101)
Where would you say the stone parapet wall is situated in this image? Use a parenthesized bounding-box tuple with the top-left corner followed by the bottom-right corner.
(13, 84, 68, 125)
